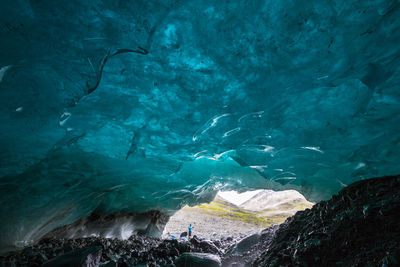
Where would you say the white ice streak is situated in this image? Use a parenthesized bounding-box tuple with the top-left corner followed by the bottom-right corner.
(0, 65, 12, 83)
(270, 172, 297, 181)
(355, 162, 366, 169)
(249, 165, 268, 172)
(274, 176, 296, 181)
(301, 146, 324, 153)
(195, 150, 235, 161)
(193, 150, 208, 158)
(242, 144, 275, 153)
(222, 127, 241, 138)
(192, 113, 230, 141)
(213, 150, 234, 160)
(317, 75, 329, 80)
(238, 111, 264, 122)
(59, 112, 71, 126)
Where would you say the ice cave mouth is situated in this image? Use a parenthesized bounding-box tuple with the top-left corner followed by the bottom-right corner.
(1, 0, 400, 255)
(163, 189, 314, 240)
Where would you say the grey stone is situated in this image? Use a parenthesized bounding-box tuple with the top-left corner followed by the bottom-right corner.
(42, 246, 102, 267)
(175, 252, 221, 267)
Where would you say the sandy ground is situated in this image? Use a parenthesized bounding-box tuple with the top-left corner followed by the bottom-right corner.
(162, 206, 263, 240)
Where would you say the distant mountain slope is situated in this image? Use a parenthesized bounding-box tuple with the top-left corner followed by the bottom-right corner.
(163, 190, 314, 239)
(238, 190, 313, 212)
(197, 195, 271, 226)
(212, 190, 313, 226)
(213, 195, 242, 210)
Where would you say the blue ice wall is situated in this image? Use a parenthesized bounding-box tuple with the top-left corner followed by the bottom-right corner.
(0, 0, 400, 250)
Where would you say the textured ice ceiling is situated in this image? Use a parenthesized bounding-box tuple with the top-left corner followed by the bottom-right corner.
(1, 0, 400, 249)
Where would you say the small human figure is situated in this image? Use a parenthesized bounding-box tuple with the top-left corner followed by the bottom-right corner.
(188, 224, 193, 238)
(167, 232, 176, 239)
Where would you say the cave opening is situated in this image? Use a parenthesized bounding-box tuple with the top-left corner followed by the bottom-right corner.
(1, 0, 400, 265)
(163, 189, 313, 240)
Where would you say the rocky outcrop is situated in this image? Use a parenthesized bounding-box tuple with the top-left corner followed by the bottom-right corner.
(222, 225, 279, 266)
(220, 175, 400, 266)
(226, 233, 261, 256)
(175, 252, 221, 267)
(0, 234, 234, 266)
(42, 246, 102, 267)
(252, 175, 400, 266)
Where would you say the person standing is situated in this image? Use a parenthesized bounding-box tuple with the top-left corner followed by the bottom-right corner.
(188, 224, 193, 238)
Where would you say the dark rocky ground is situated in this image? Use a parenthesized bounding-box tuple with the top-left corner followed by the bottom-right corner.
(0, 234, 237, 266)
(1, 175, 399, 266)
(251, 175, 400, 267)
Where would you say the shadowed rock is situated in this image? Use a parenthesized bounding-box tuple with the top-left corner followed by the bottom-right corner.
(226, 233, 261, 255)
(175, 252, 221, 267)
(42, 246, 102, 267)
(253, 175, 400, 266)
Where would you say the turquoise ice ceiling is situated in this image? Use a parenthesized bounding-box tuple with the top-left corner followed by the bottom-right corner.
(0, 0, 399, 249)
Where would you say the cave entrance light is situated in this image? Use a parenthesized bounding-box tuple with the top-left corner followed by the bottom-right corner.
(163, 189, 314, 240)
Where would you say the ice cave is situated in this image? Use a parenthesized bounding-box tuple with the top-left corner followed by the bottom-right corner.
(0, 0, 399, 266)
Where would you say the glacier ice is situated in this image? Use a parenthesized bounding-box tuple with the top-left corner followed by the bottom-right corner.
(0, 0, 400, 251)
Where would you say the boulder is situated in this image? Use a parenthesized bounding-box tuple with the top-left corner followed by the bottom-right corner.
(180, 231, 188, 238)
(253, 175, 400, 266)
(42, 246, 102, 267)
(227, 233, 261, 255)
(175, 252, 221, 267)
(177, 240, 191, 253)
(199, 240, 221, 255)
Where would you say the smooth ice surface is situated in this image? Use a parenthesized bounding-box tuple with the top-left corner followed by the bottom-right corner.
(1, 0, 400, 250)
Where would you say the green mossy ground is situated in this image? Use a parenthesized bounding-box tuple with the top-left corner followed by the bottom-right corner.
(193, 197, 313, 228)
